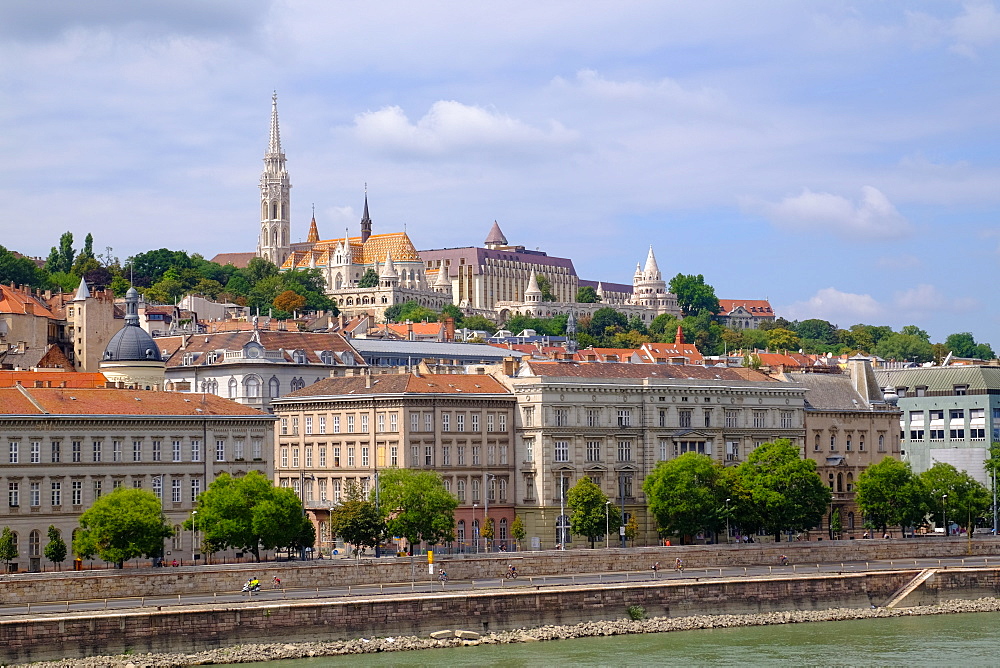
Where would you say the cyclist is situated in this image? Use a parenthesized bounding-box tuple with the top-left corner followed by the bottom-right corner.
(438, 570, 449, 584)
(779, 555, 789, 566)
(674, 557, 684, 573)
(272, 575, 281, 588)
(506, 564, 518, 579)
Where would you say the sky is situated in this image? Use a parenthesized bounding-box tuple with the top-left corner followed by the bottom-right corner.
(2, 1, 999, 345)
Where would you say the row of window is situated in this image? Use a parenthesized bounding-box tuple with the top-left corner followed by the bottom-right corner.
(5, 438, 261, 465)
(813, 433, 889, 453)
(529, 438, 765, 464)
(544, 407, 794, 430)
(281, 412, 509, 436)
(281, 475, 510, 505)
(456, 517, 510, 542)
(907, 429, 986, 441)
(4, 476, 202, 509)
(907, 408, 989, 423)
(279, 443, 514, 469)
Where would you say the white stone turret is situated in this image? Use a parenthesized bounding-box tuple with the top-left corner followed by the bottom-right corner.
(434, 264, 451, 293)
(524, 273, 542, 303)
(74, 276, 91, 302)
(379, 252, 398, 287)
(257, 92, 291, 266)
(642, 246, 661, 281)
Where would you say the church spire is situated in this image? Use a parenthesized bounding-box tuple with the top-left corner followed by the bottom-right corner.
(307, 204, 319, 243)
(258, 92, 291, 266)
(360, 184, 372, 243)
(268, 91, 283, 158)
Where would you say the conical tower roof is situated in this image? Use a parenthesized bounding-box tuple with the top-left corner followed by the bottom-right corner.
(73, 276, 91, 302)
(434, 265, 451, 287)
(485, 220, 507, 246)
(307, 206, 319, 243)
(379, 252, 397, 279)
(643, 246, 661, 280)
(525, 273, 542, 297)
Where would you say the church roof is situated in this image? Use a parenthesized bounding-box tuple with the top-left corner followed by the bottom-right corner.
(485, 221, 507, 245)
(283, 232, 422, 270)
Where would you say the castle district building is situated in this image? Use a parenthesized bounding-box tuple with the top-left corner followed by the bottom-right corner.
(270, 373, 516, 554)
(498, 361, 806, 548)
(0, 386, 275, 571)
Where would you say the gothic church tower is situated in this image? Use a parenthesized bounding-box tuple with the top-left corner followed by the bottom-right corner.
(257, 92, 291, 266)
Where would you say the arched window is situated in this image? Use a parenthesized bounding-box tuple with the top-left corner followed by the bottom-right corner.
(28, 530, 40, 557)
(457, 519, 466, 541)
(847, 512, 855, 529)
(837, 472, 843, 493)
(556, 515, 571, 545)
(269, 377, 280, 398)
(228, 378, 238, 398)
(244, 376, 261, 398)
(471, 478, 481, 502)
(272, 202, 278, 219)
(499, 517, 508, 541)
(498, 478, 507, 502)
(457, 479, 466, 502)
(846, 472, 854, 492)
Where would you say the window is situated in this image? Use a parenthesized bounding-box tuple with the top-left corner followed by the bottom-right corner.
(618, 475, 633, 499)
(955, 385, 969, 396)
(8, 441, 17, 464)
(363, 447, 370, 467)
(472, 414, 480, 432)
(152, 440, 162, 461)
(471, 478, 481, 502)
(305, 416, 313, 435)
(472, 445, 481, 465)
(72, 481, 82, 505)
(425, 413, 433, 431)
(910, 429, 924, 440)
(347, 415, 355, 433)
(30, 482, 40, 507)
(523, 406, 534, 427)
(93, 479, 102, 499)
(753, 411, 766, 428)
(92, 441, 102, 462)
(292, 447, 300, 467)
(488, 476, 496, 502)
(235, 439, 245, 460)
(333, 479, 342, 503)
(950, 409, 965, 420)
(348, 447, 355, 467)
(971, 408, 985, 419)
(172, 440, 182, 462)
(830, 435, 837, 451)
(442, 414, 451, 432)
(305, 446, 313, 467)
(442, 446, 451, 466)
(333, 416, 341, 433)
(280, 447, 289, 467)
(51, 441, 60, 463)
(319, 416, 326, 434)
(555, 440, 569, 462)
(556, 514, 571, 545)
(929, 429, 945, 440)
(390, 446, 398, 467)
(172, 479, 182, 503)
(950, 428, 965, 439)
(72, 440, 81, 462)
(678, 410, 692, 428)
(132, 440, 142, 462)
(153, 476, 163, 499)
(112, 440, 122, 462)
(377, 413, 385, 432)
(498, 516, 508, 539)
(704, 409, 712, 428)
(411, 412, 419, 432)
(488, 444, 497, 465)
(726, 440, 740, 461)
(361, 414, 369, 432)
(617, 440, 632, 462)
(281, 418, 288, 435)
(929, 410, 944, 421)
(524, 439, 533, 462)
(780, 411, 793, 429)
(457, 414, 465, 432)
(587, 440, 601, 462)
(590, 409, 602, 427)
(726, 410, 738, 428)
(500, 445, 508, 465)
(30, 440, 40, 463)
(658, 410, 666, 427)
(216, 440, 226, 462)
(8, 482, 19, 507)
(50, 481, 62, 506)
(252, 439, 262, 460)
(424, 446, 432, 466)
(499, 414, 507, 432)
(457, 479, 466, 502)
(617, 409, 631, 428)
(659, 439, 668, 461)
(191, 478, 201, 502)
(971, 428, 986, 439)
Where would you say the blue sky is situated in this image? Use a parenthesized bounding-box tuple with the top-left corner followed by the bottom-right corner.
(2, 1, 999, 345)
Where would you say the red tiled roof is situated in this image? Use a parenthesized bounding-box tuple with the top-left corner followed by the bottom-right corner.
(210, 252, 256, 269)
(280, 373, 511, 399)
(523, 361, 774, 382)
(718, 299, 774, 316)
(0, 371, 109, 389)
(0, 388, 268, 416)
(162, 331, 364, 368)
(0, 284, 55, 318)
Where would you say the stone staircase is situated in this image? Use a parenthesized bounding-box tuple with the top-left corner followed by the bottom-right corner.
(884, 568, 937, 608)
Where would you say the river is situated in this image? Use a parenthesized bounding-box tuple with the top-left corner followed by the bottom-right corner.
(216, 611, 999, 667)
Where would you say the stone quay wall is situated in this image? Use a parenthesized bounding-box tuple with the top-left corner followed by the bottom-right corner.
(4, 566, 1000, 664)
(1, 538, 996, 606)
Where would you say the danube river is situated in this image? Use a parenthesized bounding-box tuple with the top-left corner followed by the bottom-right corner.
(218, 611, 999, 667)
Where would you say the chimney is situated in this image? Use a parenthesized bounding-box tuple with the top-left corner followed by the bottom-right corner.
(407, 320, 414, 341)
(503, 356, 518, 377)
(23, 302, 34, 316)
(365, 372, 372, 389)
(444, 317, 455, 343)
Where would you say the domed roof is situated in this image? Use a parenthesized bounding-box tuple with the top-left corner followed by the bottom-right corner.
(104, 326, 162, 362)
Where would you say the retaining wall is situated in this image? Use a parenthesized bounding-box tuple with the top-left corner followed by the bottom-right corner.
(3, 567, 1000, 664)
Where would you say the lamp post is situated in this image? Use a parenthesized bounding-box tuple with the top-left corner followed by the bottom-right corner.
(473, 503, 479, 553)
(725, 498, 731, 545)
(299, 471, 315, 560)
(619, 475, 626, 549)
(942, 494, 948, 539)
(373, 470, 381, 558)
(605, 500, 611, 548)
(191, 510, 198, 566)
(484, 472, 495, 552)
(559, 471, 566, 550)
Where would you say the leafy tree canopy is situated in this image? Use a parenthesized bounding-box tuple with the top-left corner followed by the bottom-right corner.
(357, 268, 379, 288)
(44, 525, 68, 567)
(945, 332, 995, 360)
(855, 457, 928, 533)
(796, 319, 837, 344)
(920, 462, 991, 532)
(74, 488, 173, 566)
(535, 274, 557, 301)
(766, 327, 801, 352)
(0, 245, 46, 287)
(330, 482, 385, 557)
(644, 453, 728, 542)
(383, 299, 439, 323)
(874, 333, 934, 363)
(0, 527, 16, 565)
(376, 468, 458, 547)
(566, 476, 613, 547)
(461, 314, 498, 335)
(576, 286, 601, 303)
(668, 273, 720, 317)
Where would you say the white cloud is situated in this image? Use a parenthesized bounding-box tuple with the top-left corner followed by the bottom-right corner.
(892, 284, 977, 313)
(950, 1, 1000, 57)
(752, 186, 911, 239)
(553, 69, 728, 113)
(351, 101, 578, 159)
(781, 288, 884, 324)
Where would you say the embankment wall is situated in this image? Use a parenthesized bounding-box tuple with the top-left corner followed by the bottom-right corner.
(3, 566, 1000, 664)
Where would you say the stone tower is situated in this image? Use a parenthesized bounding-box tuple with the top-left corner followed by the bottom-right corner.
(257, 92, 291, 266)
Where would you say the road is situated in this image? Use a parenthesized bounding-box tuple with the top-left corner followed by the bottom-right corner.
(2, 555, 992, 618)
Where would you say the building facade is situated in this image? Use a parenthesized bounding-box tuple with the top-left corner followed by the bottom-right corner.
(499, 361, 806, 548)
(270, 373, 516, 554)
(875, 365, 1000, 485)
(0, 387, 275, 571)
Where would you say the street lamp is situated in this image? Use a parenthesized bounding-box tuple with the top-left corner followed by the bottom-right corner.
(559, 471, 566, 550)
(191, 510, 198, 566)
(942, 494, 948, 539)
(605, 500, 611, 548)
(473, 503, 479, 553)
(725, 498, 731, 545)
(299, 471, 315, 560)
(484, 472, 495, 552)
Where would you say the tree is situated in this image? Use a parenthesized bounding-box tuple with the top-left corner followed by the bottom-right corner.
(440, 303, 464, 326)
(797, 319, 837, 344)
(383, 299, 439, 324)
(535, 274, 556, 301)
(357, 268, 379, 288)
(511, 515, 526, 551)
(830, 508, 842, 539)
(273, 290, 307, 315)
(49, 231, 75, 275)
(462, 315, 497, 335)
(377, 468, 458, 549)
(945, 332, 995, 360)
(874, 333, 934, 363)
(329, 489, 385, 559)
(587, 307, 628, 340)
(624, 516, 639, 546)
(186, 471, 314, 562)
(668, 273, 720, 317)
(576, 286, 601, 303)
(735, 439, 831, 542)
(0, 245, 45, 287)
(920, 462, 991, 534)
(74, 488, 173, 567)
(481, 516, 495, 545)
(566, 476, 612, 548)
(900, 325, 930, 342)
(44, 525, 67, 569)
(856, 457, 928, 535)
(766, 328, 801, 352)
(649, 313, 679, 338)
(644, 453, 729, 543)
(0, 526, 16, 570)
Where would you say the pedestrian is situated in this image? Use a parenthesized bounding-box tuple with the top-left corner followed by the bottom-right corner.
(863, 532, 869, 539)
(883, 532, 890, 540)
(651, 562, 659, 578)
(171, 559, 179, 567)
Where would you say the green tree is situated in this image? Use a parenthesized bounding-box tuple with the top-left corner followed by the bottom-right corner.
(644, 453, 729, 543)
(383, 299, 439, 324)
(856, 457, 928, 535)
(243, 256, 279, 285)
(945, 332, 995, 360)
(566, 476, 612, 548)
(50, 231, 76, 275)
(186, 471, 314, 562)
(649, 313, 679, 338)
(624, 515, 639, 546)
(797, 319, 837, 344)
(668, 273, 720, 317)
(510, 515, 526, 550)
(576, 286, 601, 303)
(143, 277, 185, 304)
(329, 486, 385, 559)
(462, 315, 497, 335)
(830, 508, 842, 539)
(920, 462, 991, 534)
(900, 325, 930, 342)
(481, 516, 495, 544)
(0, 245, 45, 287)
(43, 525, 67, 569)
(440, 303, 464, 326)
(357, 267, 379, 288)
(736, 439, 831, 542)
(766, 328, 801, 352)
(0, 526, 16, 569)
(130, 248, 192, 287)
(377, 469, 458, 549)
(587, 307, 628, 340)
(874, 333, 934, 363)
(535, 274, 557, 301)
(74, 488, 173, 567)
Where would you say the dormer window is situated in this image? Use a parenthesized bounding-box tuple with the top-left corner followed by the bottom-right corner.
(292, 350, 307, 364)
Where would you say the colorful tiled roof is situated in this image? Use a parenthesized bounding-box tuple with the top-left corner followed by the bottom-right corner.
(0, 388, 269, 416)
(0, 284, 55, 318)
(718, 299, 774, 316)
(283, 232, 422, 271)
(161, 331, 364, 368)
